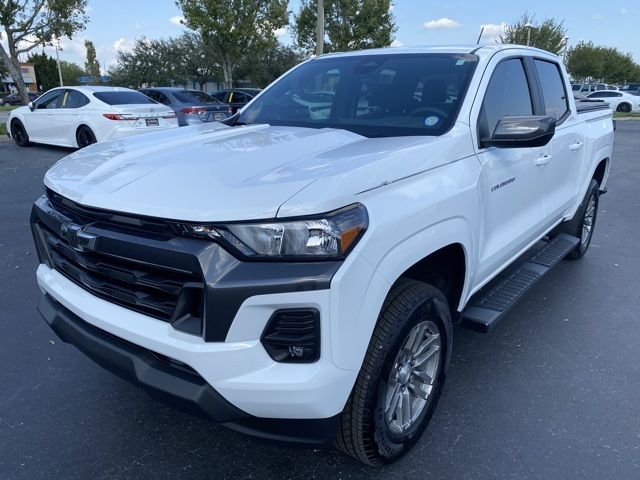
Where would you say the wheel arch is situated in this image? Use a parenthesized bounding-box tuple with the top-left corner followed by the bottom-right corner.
(330, 218, 471, 372)
(75, 124, 98, 147)
(592, 156, 609, 190)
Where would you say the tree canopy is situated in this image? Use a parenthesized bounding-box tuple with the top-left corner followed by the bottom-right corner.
(176, 0, 289, 88)
(27, 51, 58, 91)
(566, 41, 639, 84)
(293, 0, 397, 55)
(499, 11, 568, 56)
(84, 39, 101, 84)
(107, 33, 225, 89)
(0, 0, 88, 101)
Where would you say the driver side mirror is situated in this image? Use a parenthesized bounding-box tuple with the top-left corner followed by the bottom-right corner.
(481, 115, 556, 149)
(28, 101, 35, 112)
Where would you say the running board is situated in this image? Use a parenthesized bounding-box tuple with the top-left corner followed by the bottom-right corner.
(460, 233, 580, 333)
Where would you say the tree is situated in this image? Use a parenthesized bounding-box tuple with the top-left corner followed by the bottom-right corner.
(84, 39, 101, 84)
(500, 11, 567, 55)
(60, 60, 83, 85)
(27, 51, 58, 91)
(236, 42, 305, 88)
(173, 31, 223, 90)
(0, 0, 89, 103)
(176, 0, 289, 88)
(566, 41, 639, 84)
(293, 0, 397, 55)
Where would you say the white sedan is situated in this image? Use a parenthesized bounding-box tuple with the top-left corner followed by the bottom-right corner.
(6, 86, 178, 148)
(587, 90, 640, 113)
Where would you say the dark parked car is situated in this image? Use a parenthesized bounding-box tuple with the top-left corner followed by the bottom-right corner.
(138, 87, 232, 126)
(1, 91, 40, 106)
(620, 83, 640, 95)
(210, 88, 261, 114)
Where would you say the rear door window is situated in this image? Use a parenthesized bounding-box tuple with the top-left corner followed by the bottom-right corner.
(534, 59, 569, 121)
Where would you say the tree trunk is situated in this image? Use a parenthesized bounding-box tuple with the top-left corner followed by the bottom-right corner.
(0, 40, 31, 104)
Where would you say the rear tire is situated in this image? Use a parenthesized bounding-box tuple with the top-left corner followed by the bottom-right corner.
(76, 126, 96, 149)
(335, 279, 452, 465)
(10, 120, 31, 147)
(552, 179, 599, 260)
(617, 103, 631, 113)
(2, 101, 10, 107)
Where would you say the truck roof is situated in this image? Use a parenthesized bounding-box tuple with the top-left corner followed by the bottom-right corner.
(315, 44, 558, 60)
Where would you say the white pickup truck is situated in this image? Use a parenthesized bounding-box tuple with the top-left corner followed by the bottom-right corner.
(31, 45, 614, 465)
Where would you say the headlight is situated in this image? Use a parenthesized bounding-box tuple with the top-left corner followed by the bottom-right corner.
(175, 204, 368, 260)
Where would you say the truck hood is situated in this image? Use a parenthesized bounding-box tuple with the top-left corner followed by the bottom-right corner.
(44, 122, 450, 221)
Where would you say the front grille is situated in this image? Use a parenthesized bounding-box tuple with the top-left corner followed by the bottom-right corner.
(34, 196, 204, 323)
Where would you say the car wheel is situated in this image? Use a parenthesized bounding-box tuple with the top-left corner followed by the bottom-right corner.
(76, 126, 97, 149)
(552, 179, 599, 260)
(617, 103, 631, 113)
(10, 120, 31, 147)
(2, 101, 10, 107)
(335, 279, 452, 466)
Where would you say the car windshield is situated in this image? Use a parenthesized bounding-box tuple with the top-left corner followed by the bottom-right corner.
(93, 91, 156, 105)
(173, 90, 221, 105)
(236, 53, 478, 138)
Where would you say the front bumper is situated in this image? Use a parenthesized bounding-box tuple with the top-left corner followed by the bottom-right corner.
(38, 292, 339, 444)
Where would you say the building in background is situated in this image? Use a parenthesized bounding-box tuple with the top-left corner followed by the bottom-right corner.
(1, 63, 39, 93)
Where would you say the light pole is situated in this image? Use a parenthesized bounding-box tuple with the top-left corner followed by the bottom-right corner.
(525, 23, 533, 46)
(562, 37, 570, 64)
(316, 0, 324, 56)
(55, 42, 64, 87)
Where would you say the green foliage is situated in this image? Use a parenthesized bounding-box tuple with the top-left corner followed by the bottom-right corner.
(566, 41, 639, 84)
(176, 0, 289, 88)
(236, 43, 305, 88)
(107, 33, 224, 89)
(60, 60, 84, 85)
(84, 39, 101, 84)
(293, 0, 397, 54)
(27, 51, 59, 90)
(0, 0, 89, 101)
(499, 11, 568, 55)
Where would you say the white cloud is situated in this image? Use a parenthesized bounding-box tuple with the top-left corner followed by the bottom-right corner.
(113, 38, 135, 52)
(478, 22, 507, 43)
(423, 18, 463, 29)
(591, 13, 604, 20)
(170, 15, 185, 26)
(389, 4, 395, 11)
(391, 39, 404, 47)
(274, 27, 286, 37)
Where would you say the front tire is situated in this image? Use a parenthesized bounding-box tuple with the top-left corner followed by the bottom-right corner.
(335, 279, 452, 465)
(76, 126, 97, 148)
(10, 120, 31, 147)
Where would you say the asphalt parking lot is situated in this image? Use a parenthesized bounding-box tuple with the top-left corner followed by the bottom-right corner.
(1, 121, 639, 480)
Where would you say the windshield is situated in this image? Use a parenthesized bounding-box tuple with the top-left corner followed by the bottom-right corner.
(173, 90, 221, 105)
(236, 53, 477, 137)
(93, 91, 156, 105)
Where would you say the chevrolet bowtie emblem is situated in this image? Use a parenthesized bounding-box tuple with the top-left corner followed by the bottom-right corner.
(60, 223, 98, 252)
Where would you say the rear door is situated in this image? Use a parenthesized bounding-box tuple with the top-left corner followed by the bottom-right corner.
(471, 54, 550, 283)
(54, 89, 91, 145)
(532, 58, 583, 225)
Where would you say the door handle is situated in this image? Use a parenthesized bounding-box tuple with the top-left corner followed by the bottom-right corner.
(535, 155, 552, 166)
(570, 142, 584, 151)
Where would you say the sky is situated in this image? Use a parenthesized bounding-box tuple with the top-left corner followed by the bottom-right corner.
(6, 0, 640, 75)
